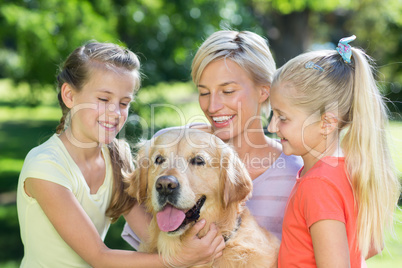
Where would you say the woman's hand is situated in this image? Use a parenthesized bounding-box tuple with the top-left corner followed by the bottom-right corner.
(124, 202, 152, 243)
(168, 220, 225, 267)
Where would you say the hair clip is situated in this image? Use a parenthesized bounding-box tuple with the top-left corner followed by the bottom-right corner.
(336, 35, 356, 63)
(305, 61, 324, 72)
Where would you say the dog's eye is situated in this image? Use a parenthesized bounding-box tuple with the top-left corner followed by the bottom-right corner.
(155, 155, 165, 165)
(190, 156, 205, 166)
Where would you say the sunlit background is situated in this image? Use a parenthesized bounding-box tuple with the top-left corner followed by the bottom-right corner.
(0, 0, 401, 267)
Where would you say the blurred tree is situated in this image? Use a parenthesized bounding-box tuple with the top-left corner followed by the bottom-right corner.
(247, 0, 355, 65)
(348, 0, 402, 114)
(0, 0, 263, 104)
(246, 0, 402, 111)
(0, 0, 119, 105)
(0, 0, 401, 110)
(113, 0, 263, 87)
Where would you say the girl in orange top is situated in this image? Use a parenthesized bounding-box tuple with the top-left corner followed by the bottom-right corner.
(268, 36, 400, 267)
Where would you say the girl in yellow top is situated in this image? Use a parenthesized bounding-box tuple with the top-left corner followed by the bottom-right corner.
(17, 42, 224, 267)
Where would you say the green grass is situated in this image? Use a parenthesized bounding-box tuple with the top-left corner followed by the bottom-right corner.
(131, 81, 207, 130)
(0, 106, 61, 122)
(0, 78, 57, 107)
(366, 208, 402, 267)
(389, 121, 402, 176)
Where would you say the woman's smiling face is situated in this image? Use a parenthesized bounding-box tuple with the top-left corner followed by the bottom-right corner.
(197, 59, 268, 143)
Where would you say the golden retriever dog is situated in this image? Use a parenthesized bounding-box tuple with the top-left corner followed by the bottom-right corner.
(127, 129, 279, 267)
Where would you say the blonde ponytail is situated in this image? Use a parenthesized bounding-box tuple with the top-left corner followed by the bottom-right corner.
(341, 48, 401, 257)
(272, 45, 401, 258)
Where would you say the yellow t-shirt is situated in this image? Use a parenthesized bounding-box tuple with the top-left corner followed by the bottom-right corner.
(17, 134, 113, 267)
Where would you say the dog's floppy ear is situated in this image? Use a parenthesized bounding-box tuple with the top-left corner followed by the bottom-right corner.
(219, 146, 253, 208)
(126, 139, 151, 204)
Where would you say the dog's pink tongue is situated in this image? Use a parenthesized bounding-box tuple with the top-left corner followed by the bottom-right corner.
(156, 204, 186, 232)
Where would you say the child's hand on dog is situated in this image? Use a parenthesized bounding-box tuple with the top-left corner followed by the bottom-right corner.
(170, 219, 225, 267)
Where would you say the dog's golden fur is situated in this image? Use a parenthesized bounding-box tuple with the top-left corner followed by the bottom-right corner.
(127, 129, 279, 267)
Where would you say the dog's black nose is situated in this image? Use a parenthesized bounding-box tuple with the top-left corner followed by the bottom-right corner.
(156, 175, 180, 196)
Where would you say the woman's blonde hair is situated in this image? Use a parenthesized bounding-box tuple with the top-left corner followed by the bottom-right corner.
(272, 47, 401, 257)
(191, 30, 276, 116)
(56, 42, 141, 221)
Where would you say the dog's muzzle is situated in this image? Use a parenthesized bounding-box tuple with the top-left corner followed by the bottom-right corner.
(155, 175, 180, 205)
(155, 175, 206, 233)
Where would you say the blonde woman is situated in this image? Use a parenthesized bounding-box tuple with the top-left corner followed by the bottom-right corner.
(122, 30, 303, 248)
